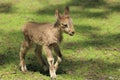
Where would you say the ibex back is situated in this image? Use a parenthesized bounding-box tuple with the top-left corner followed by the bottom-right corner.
(19, 6, 75, 79)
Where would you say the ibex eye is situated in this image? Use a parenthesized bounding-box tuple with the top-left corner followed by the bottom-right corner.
(62, 24, 68, 28)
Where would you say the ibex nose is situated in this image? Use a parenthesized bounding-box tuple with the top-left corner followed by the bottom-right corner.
(71, 31, 75, 35)
(68, 29, 75, 36)
(70, 31, 75, 36)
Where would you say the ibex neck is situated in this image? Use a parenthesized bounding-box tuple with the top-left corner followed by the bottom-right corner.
(54, 20, 60, 27)
(54, 21, 63, 43)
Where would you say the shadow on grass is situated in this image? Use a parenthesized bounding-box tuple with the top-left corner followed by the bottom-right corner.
(37, 0, 120, 19)
(37, 0, 107, 18)
(67, 36, 120, 51)
(0, 28, 120, 79)
(81, 33, 120, 48)
(62, 58, 120, 80)
(0, 2, 13, 13)
(63, 25, 120, 50)
(0, 1, 120, 80)
(23, 55, 120, 79)
(0, 30, 23, 65)
(68, 0, 106, 8)
(108, 3, 120, 12)
(26, 54, 66, 76)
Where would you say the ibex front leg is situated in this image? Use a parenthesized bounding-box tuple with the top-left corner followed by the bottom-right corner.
(53, 44, 62, 71)
(43, 45, 56, 79)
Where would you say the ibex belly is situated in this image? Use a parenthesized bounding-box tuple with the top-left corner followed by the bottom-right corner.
(30, 33, 58, 46)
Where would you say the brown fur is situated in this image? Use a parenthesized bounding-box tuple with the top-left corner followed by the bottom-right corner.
(19, 6, 75, 79)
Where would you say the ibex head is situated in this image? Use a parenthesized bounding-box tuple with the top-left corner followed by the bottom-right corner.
(55, 6, 75, 36)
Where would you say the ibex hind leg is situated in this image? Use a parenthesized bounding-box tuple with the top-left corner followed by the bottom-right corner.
(19, 41, 31, 73)
(35, 45, 49, 71)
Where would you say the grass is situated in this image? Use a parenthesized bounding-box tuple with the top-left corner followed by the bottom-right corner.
(0, 0, 120, 80)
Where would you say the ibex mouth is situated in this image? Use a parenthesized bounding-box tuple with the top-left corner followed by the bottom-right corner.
(69, 31, 75, 36)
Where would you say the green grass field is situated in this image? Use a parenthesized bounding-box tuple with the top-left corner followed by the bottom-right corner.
(0, 0, 120, 80)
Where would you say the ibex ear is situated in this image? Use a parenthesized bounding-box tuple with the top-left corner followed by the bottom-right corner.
(55, 9, 61, 19)
(64, 6, 69, 15)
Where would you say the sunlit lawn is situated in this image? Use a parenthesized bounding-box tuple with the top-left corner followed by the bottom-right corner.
(0, 0, 120, 80)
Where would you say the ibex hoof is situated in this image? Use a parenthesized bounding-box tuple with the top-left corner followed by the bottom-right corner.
(50, 65, 56, 80)
(21, 65, 28, 73)
(51, 77, 56, 80)
(50, 74, 56, 79)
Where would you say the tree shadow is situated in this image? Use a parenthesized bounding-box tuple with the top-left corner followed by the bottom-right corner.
(82, 33, 120, 49)
(0, 2, 13, 13)
(68, 0, 106, 8)
(0, 0, 120, 78)
(63, 24, 101, 50)
(0, 25, 119, 80)
(108, 3, 120, 12)
(0, 30, 23, 65)
(1, 47, 120, 79)
(63, 24, 120, 50)
(0, 29, 65, 76)
(69, 0, 120, 18)
(74, 24, 100, 34)
(14, 52, 120, 79)
(37, 0, 120, 19)
(61, 58, 120, 80)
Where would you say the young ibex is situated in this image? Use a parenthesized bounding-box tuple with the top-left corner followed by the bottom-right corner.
(19, 6, 75, 79)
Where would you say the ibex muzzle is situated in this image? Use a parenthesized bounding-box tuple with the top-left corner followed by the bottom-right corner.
(19, 6, 75, 80)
